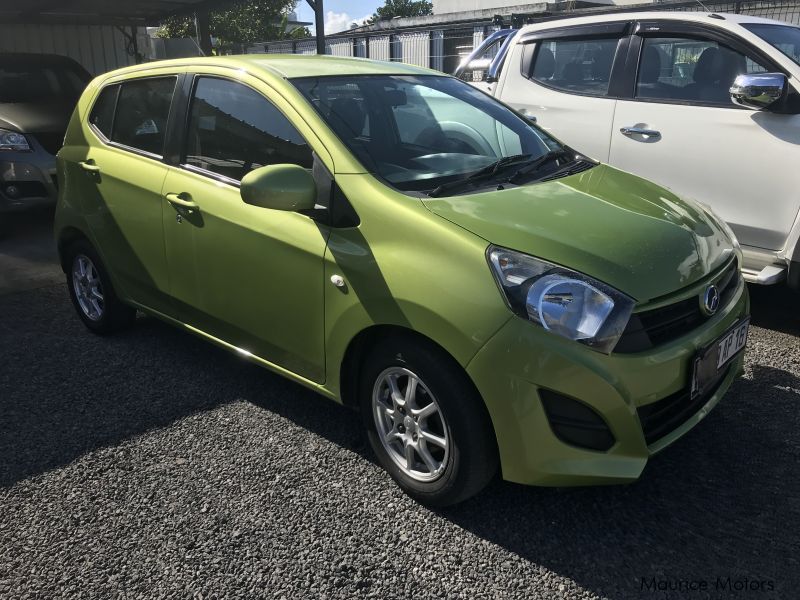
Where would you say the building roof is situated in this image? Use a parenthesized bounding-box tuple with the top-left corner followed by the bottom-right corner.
(0, 0, 224, 25)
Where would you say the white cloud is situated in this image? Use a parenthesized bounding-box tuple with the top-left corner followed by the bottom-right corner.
(324, 11, 371, 34)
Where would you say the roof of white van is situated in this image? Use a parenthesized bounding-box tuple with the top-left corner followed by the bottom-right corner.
(517, 11, 789, 34)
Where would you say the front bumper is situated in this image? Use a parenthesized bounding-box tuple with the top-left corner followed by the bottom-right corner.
(0, 147, 58, 213)
(466, 274, 749, 486)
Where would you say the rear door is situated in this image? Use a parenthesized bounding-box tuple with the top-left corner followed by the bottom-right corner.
(496, 21, 632, 161)
(67, 74, 179, 315)
(608, 20, 800, 253)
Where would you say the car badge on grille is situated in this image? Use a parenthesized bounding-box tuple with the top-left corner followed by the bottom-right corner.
(701, 284, 720, 316)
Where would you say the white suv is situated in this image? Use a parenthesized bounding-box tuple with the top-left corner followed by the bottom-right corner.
(459, 13, 800, 288)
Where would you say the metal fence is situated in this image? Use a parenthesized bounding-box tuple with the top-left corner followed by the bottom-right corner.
(249, 0, 800, 74)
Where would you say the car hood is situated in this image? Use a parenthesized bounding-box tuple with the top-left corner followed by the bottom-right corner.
(422, 164, 734, 302)
(0, 101, 73, 133)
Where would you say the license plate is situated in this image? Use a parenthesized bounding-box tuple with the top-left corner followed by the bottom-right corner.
(691, 318, 749, 398)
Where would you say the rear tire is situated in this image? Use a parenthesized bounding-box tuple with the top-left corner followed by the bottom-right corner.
(359, 335, 498, 507)
(64, 239, 136, 334)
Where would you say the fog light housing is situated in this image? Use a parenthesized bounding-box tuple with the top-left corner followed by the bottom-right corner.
(539, 389, 615, 451)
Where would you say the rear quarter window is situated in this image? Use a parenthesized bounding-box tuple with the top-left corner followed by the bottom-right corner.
(88, 85, 119, 139)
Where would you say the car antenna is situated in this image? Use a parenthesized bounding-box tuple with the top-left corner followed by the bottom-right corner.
(694, 0, 711, 11)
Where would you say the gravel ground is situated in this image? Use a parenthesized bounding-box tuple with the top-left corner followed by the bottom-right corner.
(1, 216, 798, 599)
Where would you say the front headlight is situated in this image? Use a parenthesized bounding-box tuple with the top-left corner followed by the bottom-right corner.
(488, 246, 635, 353)
(0, 129, 31, 152)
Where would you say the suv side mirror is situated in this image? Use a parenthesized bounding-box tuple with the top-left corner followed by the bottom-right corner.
(730, 73, 787, 110)
(240, 164, 316, 212)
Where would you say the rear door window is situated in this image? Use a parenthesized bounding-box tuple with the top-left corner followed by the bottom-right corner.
(183, 77, 312, 182)
(111, 77, 176, 156)
(529, 37, 620, 96)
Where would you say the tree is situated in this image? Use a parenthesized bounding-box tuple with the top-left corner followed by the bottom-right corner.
(368, 0, 433, 23)
(158, 0, 309, 51)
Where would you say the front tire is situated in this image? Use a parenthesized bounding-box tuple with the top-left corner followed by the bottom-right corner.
(360, 336, 498, 506)
(64, 239, 136, 334)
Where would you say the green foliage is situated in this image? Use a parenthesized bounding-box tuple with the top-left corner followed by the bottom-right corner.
(368, 0, 434, 23)
(157, 0, 309, 49)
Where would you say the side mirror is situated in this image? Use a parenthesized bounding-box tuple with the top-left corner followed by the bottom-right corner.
(730, 73, 787, 110)
(240, 164, 316, 212)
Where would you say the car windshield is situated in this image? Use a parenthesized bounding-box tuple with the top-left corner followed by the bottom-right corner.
(743, 23, 800, 66)
(0, 57, 89, 103)
(291, 75, 566, 194)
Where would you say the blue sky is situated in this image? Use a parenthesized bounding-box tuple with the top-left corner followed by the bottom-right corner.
(294, 0, 382, 34)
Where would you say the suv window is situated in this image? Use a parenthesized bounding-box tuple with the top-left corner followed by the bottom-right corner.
(89, 85, 118, 139)
(636, 37, 768, 104)
(111, 77, 176, 156)
(530, 37, 619, 96)
(184, 77, 313, 182)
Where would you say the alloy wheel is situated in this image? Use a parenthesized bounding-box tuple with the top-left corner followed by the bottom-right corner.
(372, 367, 450, 482)
(71, 254, 104, 321)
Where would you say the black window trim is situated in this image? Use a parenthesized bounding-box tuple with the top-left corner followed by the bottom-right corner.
(87, 74, 181, 162)
(175, 73, 314, 189)
(518, 21, 634, 100)
(624, 19, 791, 109)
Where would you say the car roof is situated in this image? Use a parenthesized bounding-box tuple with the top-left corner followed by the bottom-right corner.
(517, 10, 792, 34)
(103, 54, 442, 80)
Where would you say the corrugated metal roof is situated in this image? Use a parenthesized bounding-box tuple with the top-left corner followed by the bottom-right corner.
(0, 0, 221, 25)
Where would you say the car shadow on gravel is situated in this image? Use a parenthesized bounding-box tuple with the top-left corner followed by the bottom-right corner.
(438, 364, 800, 599)
(0, 284, 363, 488)
(748, 283, 799, 337)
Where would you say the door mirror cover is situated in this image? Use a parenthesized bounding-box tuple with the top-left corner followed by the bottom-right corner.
(730, 73, 786, 110)
(240, 164, 316, 212)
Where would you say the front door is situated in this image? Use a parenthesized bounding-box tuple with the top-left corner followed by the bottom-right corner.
(67, 76, 178, 314)
(161, 75, 329, 383)
(609, 25, 800, 253)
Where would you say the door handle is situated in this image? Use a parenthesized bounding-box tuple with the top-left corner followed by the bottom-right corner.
(165, 192, 198, 211)
(519, 108, 537, 124)
(78, 160, 101, 173)
(620, 126, 661, 138)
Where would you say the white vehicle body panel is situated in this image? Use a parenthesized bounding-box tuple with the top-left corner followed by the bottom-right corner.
(483, 11, 800, 285)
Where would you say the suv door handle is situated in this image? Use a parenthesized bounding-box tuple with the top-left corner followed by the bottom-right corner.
(620, 126, 661, 138)
(519, 109, 537, 124)
(79, 160, 101, 173)
(165, 192, 198, 211)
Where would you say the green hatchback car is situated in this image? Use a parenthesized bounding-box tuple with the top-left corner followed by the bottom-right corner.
(55, 55, 749, 506)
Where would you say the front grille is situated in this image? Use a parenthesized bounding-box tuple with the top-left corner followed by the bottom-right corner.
(614, 259, 740, 354)
(30, 132, 65, 156)
(637, 365, 730, 445)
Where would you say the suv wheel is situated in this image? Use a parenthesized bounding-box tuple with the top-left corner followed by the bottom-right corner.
(65, 240, 136, 333)
(360, 337, 498, 506)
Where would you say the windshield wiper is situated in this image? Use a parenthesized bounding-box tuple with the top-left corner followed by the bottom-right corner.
(427, 154, 534, 198)
(505, 149, 577, 184)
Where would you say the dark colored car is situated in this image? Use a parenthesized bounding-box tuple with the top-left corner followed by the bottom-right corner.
(0, 53, 90, 214)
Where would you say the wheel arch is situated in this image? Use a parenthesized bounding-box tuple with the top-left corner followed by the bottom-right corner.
(338, 324, 493, 436)
(56, 226, 91, 273)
